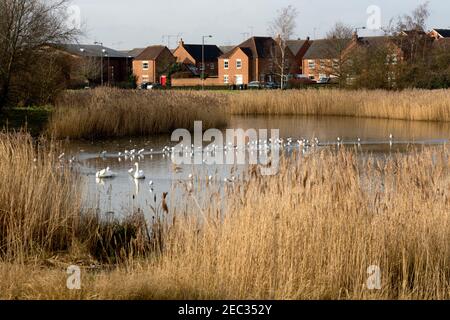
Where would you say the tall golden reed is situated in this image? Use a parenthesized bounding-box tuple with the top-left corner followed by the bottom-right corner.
(229, 89, 450, 121)
(49, 88, 228, 139)
(2, 147, 449, 300)
(0, 133, 80, 262)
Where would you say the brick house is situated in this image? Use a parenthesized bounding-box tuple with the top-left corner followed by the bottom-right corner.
(172, 39, 223, 77)
(217, 36, 298, 86)
(286, 38, 312, 75)
(428, 29, 450, 40)
(132, 45, 175, 86)
(302, 38, 351, 80)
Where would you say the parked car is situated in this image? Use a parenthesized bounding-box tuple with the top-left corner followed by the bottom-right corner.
(248, 81, 263, 89)
(317, 77, 331, 84)
(140, 82, 151, 89)
(147, 83, 163, 90)
(264, 82, 280, 89)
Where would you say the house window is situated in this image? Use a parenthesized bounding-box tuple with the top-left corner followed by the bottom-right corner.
(309, 75, 315, 80)
(224, 60, 229, 69)
(236, 59, 242, 69)
(332, 59, 339, 69)
(210, 63, 215, 70)
(308, 60, 315, 69)
(224, 75, 229, 84)
(142, 61, 149, 70)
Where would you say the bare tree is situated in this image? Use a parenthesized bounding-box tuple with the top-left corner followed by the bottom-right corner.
(268, 5, 298, 89)
(325, 22, 354, 86)
(0, 0, 79, 109)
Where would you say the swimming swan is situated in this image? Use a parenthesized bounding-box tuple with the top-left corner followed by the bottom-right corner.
(96, 167, 116, 179)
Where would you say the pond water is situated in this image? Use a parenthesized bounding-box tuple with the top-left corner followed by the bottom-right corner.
(62, 115, 449, 218)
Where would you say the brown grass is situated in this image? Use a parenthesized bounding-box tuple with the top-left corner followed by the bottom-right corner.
(229, 89, 450, 121)
(48, 88, 228, 139)
(1, 141, 449, 300)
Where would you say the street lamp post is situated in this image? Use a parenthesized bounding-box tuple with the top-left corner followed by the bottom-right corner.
(202, 35, 212, 90)
(94, 41, 104, 86)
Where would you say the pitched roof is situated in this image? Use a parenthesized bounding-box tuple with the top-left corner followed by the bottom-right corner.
(220, 36, 275, 59)
(121, 48, 145, 58)
(219, 45, 235, 54)
(62, 44, 127, 58)
(181, 44, 223, 62)
(286, 39, 308, 56)
(135, 45, 169, 60)
(303, 39, 351, 59)
(432, 29, 450, 38)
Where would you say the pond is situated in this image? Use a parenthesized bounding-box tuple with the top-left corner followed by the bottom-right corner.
(62, 115, 450, 218)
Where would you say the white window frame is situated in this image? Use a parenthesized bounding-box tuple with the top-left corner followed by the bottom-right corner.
(224, 75, 229, 84)
(308, 60, 315, 70)
(224, 60, 229, 70)
(236, 59, 242, 69)
(142, 61, 149, 70)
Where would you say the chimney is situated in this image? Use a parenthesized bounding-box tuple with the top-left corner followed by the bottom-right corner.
(306, 36, 310, 41)
(178, 38, 184, 47)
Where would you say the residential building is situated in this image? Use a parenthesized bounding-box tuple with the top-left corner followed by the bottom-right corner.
(286, 38, 312, 74)
(61, 44, 131, 86)
(218, 36, 297, 86)
(172, 39, 223, 77)
(302, 38, 351, 80)
(132, 45, 175, 85)
(429, 28, 450, 40)
(121, 48, 145, 58)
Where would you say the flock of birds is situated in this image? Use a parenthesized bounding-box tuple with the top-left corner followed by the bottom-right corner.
(93, 134, 397, 184)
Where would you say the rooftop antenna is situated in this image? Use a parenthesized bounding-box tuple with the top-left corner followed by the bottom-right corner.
(248, 26, 254, 37)
(241, 32, 250, 41)
(162, 34, 183, 49)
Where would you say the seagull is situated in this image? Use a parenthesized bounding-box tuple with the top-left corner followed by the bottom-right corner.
(149, 180, 154, 187)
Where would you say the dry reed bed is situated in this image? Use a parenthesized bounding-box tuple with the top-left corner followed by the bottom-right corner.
(0, 133, 80, 261)
(229, 89, 450, 122)
(49, 88, 228, 139)
(0, 133, 153, 263)
(1, 146, 449, 299)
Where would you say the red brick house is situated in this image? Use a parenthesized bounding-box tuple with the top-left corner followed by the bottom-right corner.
(133, 45, 175, 86)
(218, 36, 298, 85)
(286, 38, 312, 75)
(302, 38, 352, 80)
(172, 39, 223, 77)
(428, 29, 450, 40)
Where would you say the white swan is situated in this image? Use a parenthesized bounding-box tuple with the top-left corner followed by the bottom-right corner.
(130, 162, 145, 180)
(96, 167, 116, 179)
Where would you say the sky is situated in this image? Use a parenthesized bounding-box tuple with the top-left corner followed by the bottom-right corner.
(71, 0, 449, 50)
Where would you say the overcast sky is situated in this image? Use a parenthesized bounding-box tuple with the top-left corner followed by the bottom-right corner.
(72, 0, 449, 50)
